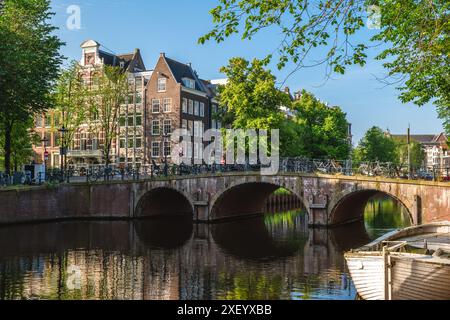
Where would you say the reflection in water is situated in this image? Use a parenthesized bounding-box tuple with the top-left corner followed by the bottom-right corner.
(0, 197, 408, 300)
(364, 195, 412, 240)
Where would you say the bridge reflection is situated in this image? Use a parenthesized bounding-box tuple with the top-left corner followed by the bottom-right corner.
(0, 212, 374, 300)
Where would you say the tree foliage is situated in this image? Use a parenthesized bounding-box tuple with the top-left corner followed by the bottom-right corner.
(0, 0, 64, 173)
(53, 61, 88, 157)
(0, 118, 40, 171)
(216, 58, 351, 159)
(289, 90, 351, 159)
(218, 57, 289, 130)
(353, 126, 398, 163)
(392, 138, 425, 169)
(87, 65, 129, 166)
(200, 0, 450, 132)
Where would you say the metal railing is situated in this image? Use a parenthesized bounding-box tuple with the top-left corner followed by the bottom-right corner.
(1, 158, 449, 187)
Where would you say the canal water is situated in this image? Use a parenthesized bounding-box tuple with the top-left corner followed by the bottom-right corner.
(0, 196, 411, 300)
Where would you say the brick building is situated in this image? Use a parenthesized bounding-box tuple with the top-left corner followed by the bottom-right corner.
(145, 53, 221, 164)
(33, 40, 151, 168)
(390, 132, 450, 172)
(33, 41, 222, 168)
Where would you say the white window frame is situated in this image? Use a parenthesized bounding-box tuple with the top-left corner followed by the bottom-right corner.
(151, 141, 160, 158)
(182, 98, 187, 113)
(188, 99, 194, 115)
(194, 101, 199, 116)
(163, 98, 172, 113)
(157, 78, 167, 92)
(152, 120, 160, 135)
(200, 102, 205, 117)
(152, 99, 160, 113)
(163, 119, 172, 136)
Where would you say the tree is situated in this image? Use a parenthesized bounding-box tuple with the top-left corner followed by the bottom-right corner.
(87, 65, 129, 166)
(0, 118, 40, 172)
(289, 90, 351, 159)
(53, 61, 88, 169)
(200, 0, 450, 133)
(218, 57, 289, 130)
(353, 126, 397, 163)
(216, 57, 289, 159)
(0, 0, 64, 174)
(393, 138, 425, 170)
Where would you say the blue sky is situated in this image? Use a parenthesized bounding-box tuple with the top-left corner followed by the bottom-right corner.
(50, 0, 443, 143)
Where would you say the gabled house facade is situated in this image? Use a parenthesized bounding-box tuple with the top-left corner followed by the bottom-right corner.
(33, 40, 152, 168)
(145, 53, 216, 164)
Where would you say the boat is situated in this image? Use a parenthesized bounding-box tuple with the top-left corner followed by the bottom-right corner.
(345, 222, 450, 300)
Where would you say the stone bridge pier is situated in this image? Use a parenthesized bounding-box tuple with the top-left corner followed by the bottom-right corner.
(0, 173, 448, 227)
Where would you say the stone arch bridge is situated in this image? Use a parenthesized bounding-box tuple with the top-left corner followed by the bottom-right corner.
(1, 173, 448, 227)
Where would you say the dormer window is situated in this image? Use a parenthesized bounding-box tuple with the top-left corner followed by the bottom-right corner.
(182, 78, 195, 89)
(85, 53, 95, 65)
(158, 77, 167, 92)
(120, 61, 125, 69)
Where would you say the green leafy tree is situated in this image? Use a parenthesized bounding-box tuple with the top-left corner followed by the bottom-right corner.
(53, 61, 88, 168)
(200, 0, 450, 133)
(218, 57, 289, 130)
(0, 0, 64, 173)
(353, 126, 397, 163)
(0, 118, 40, 171)
(217, 57, 290, 158)
(289, 91, 351, 159)
(393, 138, 425, 169)
(87, 65, 129, 166)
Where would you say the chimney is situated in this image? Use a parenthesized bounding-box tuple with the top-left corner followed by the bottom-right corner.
(160, 52, 165, 58)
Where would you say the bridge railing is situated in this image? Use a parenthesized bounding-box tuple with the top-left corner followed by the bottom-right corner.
(1, 159, 449, 187)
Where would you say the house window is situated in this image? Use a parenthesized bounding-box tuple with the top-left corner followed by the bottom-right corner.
(128, 115, 134, 126)
(194, 101, 199, 116)
(119, 116, 126, 126)
(135, 138, 142, 148)
(135, 92, 142, 104)
(157, 78, 166, 92)
(163, 119, 172, 136)
(53, 133, 60, 146)
(35, 115, 43, 128)
(152, 141, 160, 157)
(120, 138, 126, 149)
(45, 114, 52, 128)
(182, 119, 188, 129)
(188, 120, 194, 136)
(182, 98, 187, 113)
(200, 102, 205, 117)
(152, 120, 160, 135)
(152, 99, 160, 113)
(135, 115, 142, 126)
(188, 99, 193, 115)
(163, 141, 171, 157)
(135, 77, 143, 89)
(182, 78, 195, 89)
(163, 98, 172, 113)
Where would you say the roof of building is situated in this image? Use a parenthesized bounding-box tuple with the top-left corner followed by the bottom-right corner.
(96, 47, 145, 72)
(164, 56, 209, 94)
(390, 134, 446, 144)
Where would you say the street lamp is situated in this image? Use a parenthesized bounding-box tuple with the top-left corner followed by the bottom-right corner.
(58, 126, 67, 171)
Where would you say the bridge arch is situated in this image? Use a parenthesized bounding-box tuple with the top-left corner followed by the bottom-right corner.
(135, 187, 194, 218)
(210, 179, 306, 221)
(329, 189, 413, 226)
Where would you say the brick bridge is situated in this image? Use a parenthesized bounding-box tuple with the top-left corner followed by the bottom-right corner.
(1, 172, 449, 227)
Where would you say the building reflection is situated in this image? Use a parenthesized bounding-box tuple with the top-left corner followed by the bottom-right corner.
(0, 210, 376, 300)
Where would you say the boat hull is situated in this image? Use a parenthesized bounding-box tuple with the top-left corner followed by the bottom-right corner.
(346, 253, 450, 300)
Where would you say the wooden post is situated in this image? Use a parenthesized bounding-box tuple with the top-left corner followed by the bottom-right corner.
(383, 246, 392, 300)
